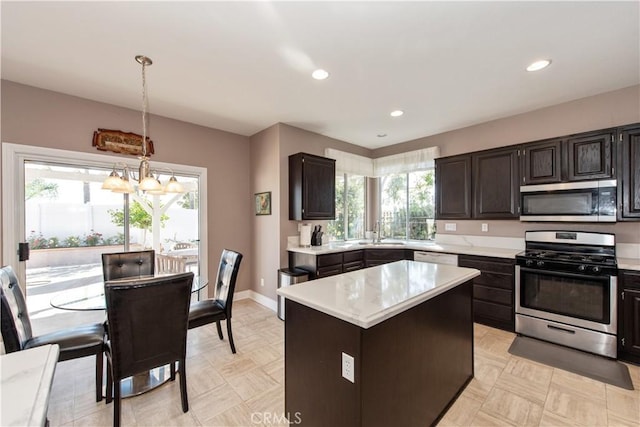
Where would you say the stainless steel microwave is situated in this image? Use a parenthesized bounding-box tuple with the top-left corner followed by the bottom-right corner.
(520, 180, 616, 222)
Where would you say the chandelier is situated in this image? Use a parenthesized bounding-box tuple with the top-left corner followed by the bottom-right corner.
(101, 55, 183, 195)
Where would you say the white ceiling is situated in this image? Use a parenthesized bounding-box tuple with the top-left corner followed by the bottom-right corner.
(2, 1, 639, 150)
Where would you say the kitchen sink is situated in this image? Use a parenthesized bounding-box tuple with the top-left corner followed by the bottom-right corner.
(358, 241, 405, 246)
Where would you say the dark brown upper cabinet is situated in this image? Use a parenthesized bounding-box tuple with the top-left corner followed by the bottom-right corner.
(566, 130, 615, 181)
(522, 138, 562, 185)
(435, 154, 472, 219)
(472, 147, 520, 219)
(619, 124, 640, 219)
(289, 152, 336, 220)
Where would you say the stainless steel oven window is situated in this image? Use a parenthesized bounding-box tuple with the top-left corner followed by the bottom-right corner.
(515, 266, 617, 335)
(519, 269, 609, 323)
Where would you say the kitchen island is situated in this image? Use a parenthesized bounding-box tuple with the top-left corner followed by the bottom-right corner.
(277, 260, 480, 426)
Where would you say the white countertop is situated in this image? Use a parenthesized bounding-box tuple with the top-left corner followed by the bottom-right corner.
(1, 344, 59, 427)
(287, 240, 522, 259)
(619, 257, 640, 272)
(277, 260, 480, 329)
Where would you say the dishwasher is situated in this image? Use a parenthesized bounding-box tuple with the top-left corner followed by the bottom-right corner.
(413, 251, 458, 265)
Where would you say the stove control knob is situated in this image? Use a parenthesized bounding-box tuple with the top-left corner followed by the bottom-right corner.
(578, 264, 587, 272)
(536, 260, 545, 268)
(591, 266, 601, 274)
(526, 259, 534, 267)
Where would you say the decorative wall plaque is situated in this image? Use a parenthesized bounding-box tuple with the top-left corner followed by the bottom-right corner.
(92, 128, 154, 157)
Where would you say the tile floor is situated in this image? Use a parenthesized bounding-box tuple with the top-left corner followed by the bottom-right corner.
(43, 299, 640, 426)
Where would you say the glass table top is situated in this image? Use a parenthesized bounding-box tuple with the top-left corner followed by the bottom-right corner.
(50, 275, 206, 311)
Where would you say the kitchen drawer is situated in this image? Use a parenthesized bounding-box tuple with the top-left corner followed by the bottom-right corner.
(473, 272, 513, 290)
(343, 250, 364, 263)
(343, 261, 364, 272)
(458, 256, 514, 275)
(473, 285, 512, 305)
(317, 264, 343, 278)
(474, 300, 513, 323)
(317, 253, 343, 267)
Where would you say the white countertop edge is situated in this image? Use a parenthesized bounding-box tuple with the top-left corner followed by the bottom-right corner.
(278, 264, 480, 329)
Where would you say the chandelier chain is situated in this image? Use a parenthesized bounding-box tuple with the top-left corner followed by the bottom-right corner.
(141, 59, 148, 158)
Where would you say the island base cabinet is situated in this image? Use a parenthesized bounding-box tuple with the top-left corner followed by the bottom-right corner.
(284, 280, 473, 427)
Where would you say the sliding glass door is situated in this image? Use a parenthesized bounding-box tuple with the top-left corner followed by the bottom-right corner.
(2, 143, 207, 332)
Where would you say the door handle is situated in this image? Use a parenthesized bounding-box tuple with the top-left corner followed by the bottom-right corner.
(18, 242, 30, 261)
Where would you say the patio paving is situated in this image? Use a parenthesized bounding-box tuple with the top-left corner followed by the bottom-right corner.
(26, 264, 107, 335)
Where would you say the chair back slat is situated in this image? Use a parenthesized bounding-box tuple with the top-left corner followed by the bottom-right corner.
(0, 266, 33, 352)
(156, 254, 187, 275)
(102, 250, 155, 281)
(105, 272, 193, 379)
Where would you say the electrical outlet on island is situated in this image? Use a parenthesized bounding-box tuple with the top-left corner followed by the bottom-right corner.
(342, 352, 355, 383)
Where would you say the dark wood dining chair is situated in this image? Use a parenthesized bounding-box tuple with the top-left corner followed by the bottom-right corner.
(104, 272, 194, 427)
(101, 250, 155, 281)
(188, 249, 243, 353)
(0, 265, 106, 402)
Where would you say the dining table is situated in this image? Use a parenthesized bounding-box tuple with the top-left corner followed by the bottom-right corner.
(49, 274, 207, 398)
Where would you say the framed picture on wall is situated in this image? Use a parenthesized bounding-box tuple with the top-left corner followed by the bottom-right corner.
(255, 191, 271, 215)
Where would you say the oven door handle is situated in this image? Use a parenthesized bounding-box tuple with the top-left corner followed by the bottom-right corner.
(546, 324, 576, 334)
(518, 266, 612, 281)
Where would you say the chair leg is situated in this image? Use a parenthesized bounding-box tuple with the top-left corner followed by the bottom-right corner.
(226, 319, 236, 354)
(179, 358, 189, 412)
(106, 358, 113, 404)
(215, 320, 223, 340)
(170, 361, 176, 381)
(96, 352, 104, 402)
(113, 379, 121, 427)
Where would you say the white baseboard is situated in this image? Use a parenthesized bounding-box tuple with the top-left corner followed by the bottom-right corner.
(235, 290, 277, 312)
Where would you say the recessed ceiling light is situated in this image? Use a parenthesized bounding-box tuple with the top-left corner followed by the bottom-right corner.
(312, 69, 329, 80)
(390, 110, 404, 117)
(526, 59, 552, 72)
(377, 133, 387, 138)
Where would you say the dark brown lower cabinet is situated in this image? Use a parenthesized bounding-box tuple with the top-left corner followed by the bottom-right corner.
(458, 254, 515, 332)
(619, 270, 640, 363)
(289, 250, 366, 279)
(364, 248, 412, 268)
(343, 250, 364, 272)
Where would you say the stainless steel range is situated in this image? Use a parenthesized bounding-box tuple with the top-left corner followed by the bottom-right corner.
(515, 231, 618, 358)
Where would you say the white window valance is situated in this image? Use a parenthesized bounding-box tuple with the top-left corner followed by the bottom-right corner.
(324, 148, 374, 177)
(325, 146, 440, 177)
(373, 146, 440, 176)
